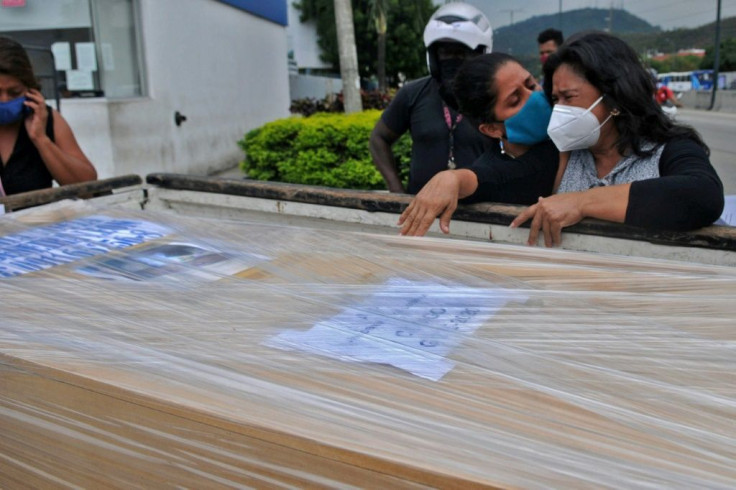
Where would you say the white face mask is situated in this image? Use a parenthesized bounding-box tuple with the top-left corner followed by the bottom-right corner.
(547, 96, 613, 152)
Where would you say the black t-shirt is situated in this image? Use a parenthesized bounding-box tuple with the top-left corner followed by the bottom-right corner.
(0, 107, 55, 195)
(463, 139, 559, 205)
(381, 77, 491, 194)
(627, 137, 724, 230)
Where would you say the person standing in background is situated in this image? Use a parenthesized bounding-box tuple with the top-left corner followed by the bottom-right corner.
(537, 28, 564, 66)
(370, 2, 493, 194)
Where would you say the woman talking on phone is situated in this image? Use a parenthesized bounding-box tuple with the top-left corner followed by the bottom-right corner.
(0, 36, 96, 197)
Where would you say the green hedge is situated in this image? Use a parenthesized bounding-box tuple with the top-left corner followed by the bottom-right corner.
(238, 110, 411, 190)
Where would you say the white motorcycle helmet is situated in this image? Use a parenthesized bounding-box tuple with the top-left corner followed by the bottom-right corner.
(423, 2, 493, 79)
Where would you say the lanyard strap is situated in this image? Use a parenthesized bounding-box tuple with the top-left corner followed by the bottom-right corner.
(443, 104, 462, 170)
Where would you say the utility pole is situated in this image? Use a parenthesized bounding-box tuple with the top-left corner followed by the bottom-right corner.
(500, 8, 524, 26)
(708, 0, 722, 111)
(558, 0, 562, 31)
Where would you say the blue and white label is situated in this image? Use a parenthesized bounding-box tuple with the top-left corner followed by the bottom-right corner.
(0, 215, 170, 278)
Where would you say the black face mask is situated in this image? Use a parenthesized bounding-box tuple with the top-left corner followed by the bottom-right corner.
(437, 58, 464, 109)
(438, 58, 464, 86)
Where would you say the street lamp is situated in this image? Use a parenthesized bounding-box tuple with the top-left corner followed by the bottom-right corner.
(500, 8, 524, 26)
(559, 1, 562, 31)
(708, 0, 722, 111)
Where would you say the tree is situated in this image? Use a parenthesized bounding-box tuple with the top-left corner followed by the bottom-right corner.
(369, 0, 388, 91)
(296, 0, 434, 88)
(650, 55, 703, 74)
(334, 0, 362, 113)
(700, 37, 736, 71)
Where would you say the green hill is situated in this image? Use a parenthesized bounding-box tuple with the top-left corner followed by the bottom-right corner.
(623, 16, 736, 55)
(494, 8, 658, 59)
(492, 7, 736, 73)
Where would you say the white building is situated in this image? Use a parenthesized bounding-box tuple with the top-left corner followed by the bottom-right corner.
(286, 1, 343, 101)
(0, 0, 291, 179)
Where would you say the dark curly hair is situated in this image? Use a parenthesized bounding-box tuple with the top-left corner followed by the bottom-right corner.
(537, 28, 563, 46)
(452, 52, 519, 126)
(542, 31, 708, 156)
(0, 36, 40, 91)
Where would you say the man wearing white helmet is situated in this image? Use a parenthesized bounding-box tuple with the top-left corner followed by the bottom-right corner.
(369, 2, 493, 194)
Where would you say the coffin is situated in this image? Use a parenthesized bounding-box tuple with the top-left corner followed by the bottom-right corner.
(0, 182, 734, 488)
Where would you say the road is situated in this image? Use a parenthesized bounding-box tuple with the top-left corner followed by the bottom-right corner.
(677, 109, 736, 195)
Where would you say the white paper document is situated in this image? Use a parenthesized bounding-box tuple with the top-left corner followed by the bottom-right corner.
(266, 278, 527, 381)
(66, 70, 94, 90)
(51, 42, 72, 71)
(75, 42, 98, 71)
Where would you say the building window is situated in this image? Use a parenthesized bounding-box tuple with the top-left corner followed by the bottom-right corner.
(0, 0, 144, 102)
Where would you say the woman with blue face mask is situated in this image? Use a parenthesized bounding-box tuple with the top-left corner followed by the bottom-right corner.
(0, 36, 96, 197)
(399, 53, 559, 236)
(511, 31, 724, 246)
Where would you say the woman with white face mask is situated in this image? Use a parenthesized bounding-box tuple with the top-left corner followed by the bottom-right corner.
(0, 36, 96, 197)
(511, 31, 724, 246)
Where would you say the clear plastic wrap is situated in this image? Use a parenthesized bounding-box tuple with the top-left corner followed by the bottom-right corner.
(0, 199, 734, 488)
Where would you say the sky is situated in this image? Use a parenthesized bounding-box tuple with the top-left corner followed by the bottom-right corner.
(446, 0, 736, 31)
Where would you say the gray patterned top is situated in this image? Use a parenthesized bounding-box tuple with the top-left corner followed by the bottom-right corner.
(558, 143, 664, 193)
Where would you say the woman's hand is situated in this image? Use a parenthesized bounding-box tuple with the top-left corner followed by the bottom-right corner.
(511, 185, 630, 246)
(510, 192, 586, 247)
(23, 89, 50, 143)
(398, 171, 462, 236)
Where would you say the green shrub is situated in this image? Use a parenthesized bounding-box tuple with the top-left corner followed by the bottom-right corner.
(238, 110, 411, 190)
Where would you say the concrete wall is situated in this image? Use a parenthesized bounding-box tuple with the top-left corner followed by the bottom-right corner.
(62, 0, 290, 179)
(679, 90, 736, 113)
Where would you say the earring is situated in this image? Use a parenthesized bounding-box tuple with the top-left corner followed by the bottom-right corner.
(611, 108, 621, 116)
(499, 140, 516, 159)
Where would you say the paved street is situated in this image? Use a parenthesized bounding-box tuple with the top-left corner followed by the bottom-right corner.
(677, 108, 736, 195)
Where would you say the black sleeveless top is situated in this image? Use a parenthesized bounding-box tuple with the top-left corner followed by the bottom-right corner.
(0, 106, 55, 195)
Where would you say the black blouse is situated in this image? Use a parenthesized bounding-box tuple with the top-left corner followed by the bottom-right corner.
(0, 106, 55, 195)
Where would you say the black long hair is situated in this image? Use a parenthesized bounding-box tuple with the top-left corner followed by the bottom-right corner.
(0, 36, 40, 91)
(453, 52, 518, 126)
(542, 31, 708, 156)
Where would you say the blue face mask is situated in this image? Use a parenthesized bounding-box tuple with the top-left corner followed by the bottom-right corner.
(503, 91, 552, 145)
(0, 96, 27, 125)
